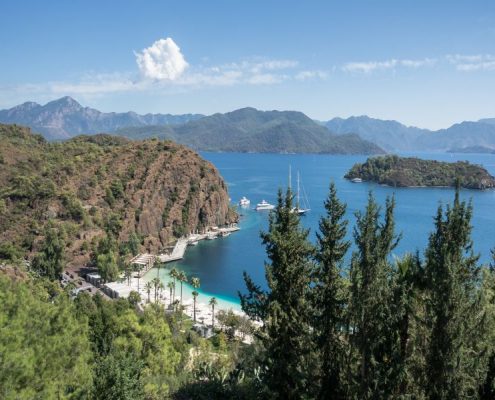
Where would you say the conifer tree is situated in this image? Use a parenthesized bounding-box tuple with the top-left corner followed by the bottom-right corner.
(313, 183, 350, 399)
(347, 193, 399, 399)
(424, 189, 482, 399)
(32, 220, 66, 280)
(240, 188, 315, 399)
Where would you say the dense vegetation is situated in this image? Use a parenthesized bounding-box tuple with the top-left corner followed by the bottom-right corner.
(2, 184, 495, 399)
(112, 107, 385, 154)
(0, 123, 236, 272)
(345, 154, 495, 189)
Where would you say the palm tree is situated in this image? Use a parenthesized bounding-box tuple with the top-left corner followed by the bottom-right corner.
(167, 281, 174, 306)
(156, 261, 162, 279)
(209, 297, 218, 329)
(191, 277, 200, 322)
(178, 271, 187, 306)
(158, 281, 165, 301)
(169, 268, 178, 302)
(144, 281, 152, 303)
(152, 277, 160, 303)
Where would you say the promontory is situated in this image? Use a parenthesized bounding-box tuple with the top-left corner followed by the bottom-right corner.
(0, 123, 237, 268)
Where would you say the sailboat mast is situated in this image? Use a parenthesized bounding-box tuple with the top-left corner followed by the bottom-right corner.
(297, 171, 300, 208)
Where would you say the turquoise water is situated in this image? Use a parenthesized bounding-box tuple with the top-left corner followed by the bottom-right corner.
(159, 152, 495, 307)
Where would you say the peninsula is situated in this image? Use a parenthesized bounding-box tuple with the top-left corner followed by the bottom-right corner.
(345, 155, 495, 189)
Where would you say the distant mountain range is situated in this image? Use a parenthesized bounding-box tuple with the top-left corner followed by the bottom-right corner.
(0, 97, 383, 154)
(0, 96, 203, 140)
(325, 116, 495, 152)
(2, 96, 494, 154)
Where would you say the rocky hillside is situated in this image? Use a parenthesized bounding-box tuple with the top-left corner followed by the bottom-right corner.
(0, 96, 203, 140)
(0, 124, 236, 267)
(345, 155, 495, 189)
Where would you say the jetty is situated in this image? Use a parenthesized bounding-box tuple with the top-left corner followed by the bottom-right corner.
(158, 224, 240, 264)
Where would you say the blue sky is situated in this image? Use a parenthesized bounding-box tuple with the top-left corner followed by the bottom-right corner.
(1, 0, 494, 129)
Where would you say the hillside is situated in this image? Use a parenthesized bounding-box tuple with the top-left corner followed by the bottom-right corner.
(345, 155, 495, 189)
(0, 123, 236, 267)
(326, 115, 495, 152)
(113, 107, 385, 154)
(0, 97, 203, 140)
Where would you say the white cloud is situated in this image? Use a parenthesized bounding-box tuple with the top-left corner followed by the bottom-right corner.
(0, 38, 328, 101)
(447, 54, 495, 71)
(135, 37, 188, 81)
(342, 58, 436, 73)
(295, 70, 328, 81)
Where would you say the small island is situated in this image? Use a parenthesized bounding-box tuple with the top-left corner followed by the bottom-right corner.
(345, 155, 495, 189)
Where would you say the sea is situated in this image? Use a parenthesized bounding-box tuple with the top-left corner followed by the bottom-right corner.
(147, 152, 495, 311)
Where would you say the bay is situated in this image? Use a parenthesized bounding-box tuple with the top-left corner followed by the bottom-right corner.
(155, 152, 495, 309)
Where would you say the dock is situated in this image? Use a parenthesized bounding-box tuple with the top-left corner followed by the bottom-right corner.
(158, 224, 240, 264)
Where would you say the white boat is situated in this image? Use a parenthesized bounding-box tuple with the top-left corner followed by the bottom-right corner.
(206, 232, 217, 240)
(351, 177, 363, 183)
(255, 200, 275, 211)
(239, 196, 250, 206)
(289, 166, 310, 215)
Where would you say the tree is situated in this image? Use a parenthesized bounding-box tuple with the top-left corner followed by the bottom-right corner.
(178, 271, 187, 306)
(92, 350, 145, 400)
(31, 221, 65, 280)
(124, 267, 132, 286)
(97, 252, 119, 283)
(169, 268, 178, 303)
(424, 189, 483, 399)
(191, 277, 200, 322)
(209, 297, 218, 329)
(240, 188, 315, 399)
(348, 192, 400, 399)
(151, 277, 160, 303)
(0, 275, 92, 398)
(144, 281, 152, 303)
(135, 264, 143, 292)
(167, 281, 174, 306)
(313, 183, 350, 399)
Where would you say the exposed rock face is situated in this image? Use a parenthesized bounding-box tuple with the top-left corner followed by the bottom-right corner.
(0, 124, 236, 266)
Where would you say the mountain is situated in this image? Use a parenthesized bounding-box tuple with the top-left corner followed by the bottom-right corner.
(0, 123, 236, 266)
(112, 107, 385, 154)
(326, 116, 429, 152)
(0, 96, 203, 140)
(326, 115, 495, 152)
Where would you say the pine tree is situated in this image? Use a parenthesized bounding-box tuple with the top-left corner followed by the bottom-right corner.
(240, 188, 315, 399)
(32, 220, 66, 280)
(424, 189, 482, 399)
(313, 183, 350, 399)
(347, 193, 400, 399)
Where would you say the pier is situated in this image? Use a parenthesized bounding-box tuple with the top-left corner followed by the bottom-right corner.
(158, 225, 240, 264)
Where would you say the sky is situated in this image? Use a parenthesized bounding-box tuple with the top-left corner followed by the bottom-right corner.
(1, 0, 494, 129)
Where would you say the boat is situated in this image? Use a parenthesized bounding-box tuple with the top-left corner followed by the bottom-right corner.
(255, 200, 275, 211)
(220, 231, 231, 237)
(351, 177, 363, 183)
(239, 196, 250, 207)
(289, 166, 310, 215)
(206, 232, 217, 240)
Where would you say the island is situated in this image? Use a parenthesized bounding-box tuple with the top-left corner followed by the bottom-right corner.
(345, 155, 495, 189)
(447, 145, 495, 154)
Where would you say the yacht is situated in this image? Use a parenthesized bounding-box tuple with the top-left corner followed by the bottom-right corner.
(239, 196, 250, 207)
(289, 167, 310, 215)
(255, 200, 275, 211)
(351, 177, 363, 183)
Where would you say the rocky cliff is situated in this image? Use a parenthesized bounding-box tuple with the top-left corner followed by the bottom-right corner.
(0, 124, 236, 266)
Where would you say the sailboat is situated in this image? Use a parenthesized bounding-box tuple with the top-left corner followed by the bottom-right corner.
(289, 165, 310, 215)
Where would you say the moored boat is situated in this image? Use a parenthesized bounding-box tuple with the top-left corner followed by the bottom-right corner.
(255, 200, 275, 211)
